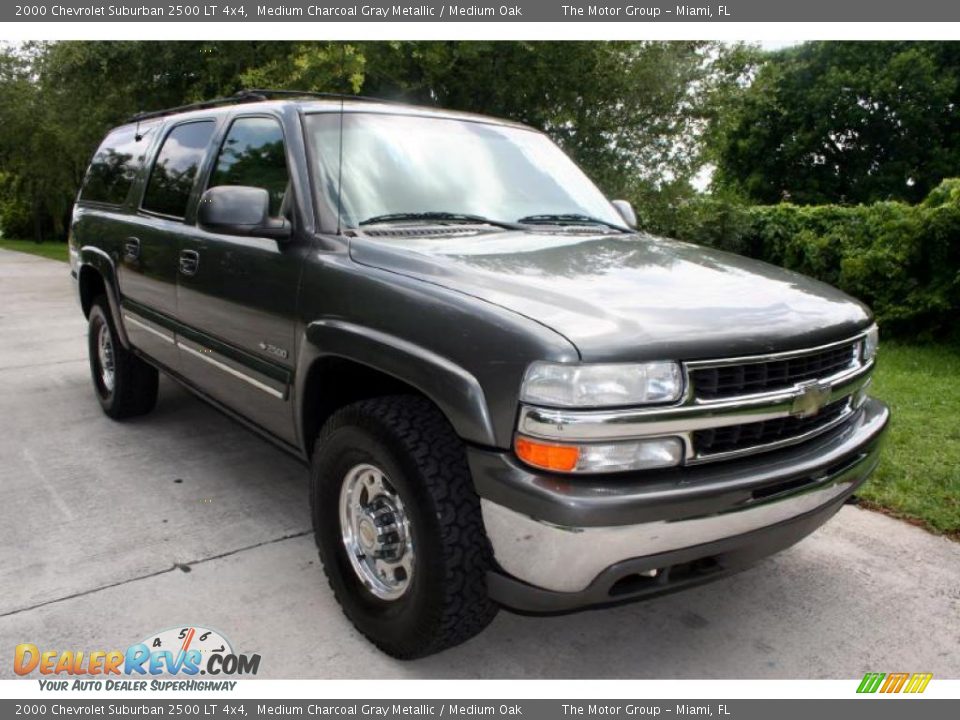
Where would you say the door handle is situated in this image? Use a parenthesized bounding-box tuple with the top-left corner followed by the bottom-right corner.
(123, 237, 140, 261)
(179, 249, 200, 276)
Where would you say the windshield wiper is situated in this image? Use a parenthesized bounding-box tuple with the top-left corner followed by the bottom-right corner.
(517, 213, 631, 233)
(358, 211, 525, 231)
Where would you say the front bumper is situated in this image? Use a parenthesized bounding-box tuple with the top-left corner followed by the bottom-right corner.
(470, 397, 889, 612)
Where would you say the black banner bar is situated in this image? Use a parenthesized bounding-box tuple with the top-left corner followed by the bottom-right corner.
(1, 699, 957, 719)
(6, 0, 960, 22)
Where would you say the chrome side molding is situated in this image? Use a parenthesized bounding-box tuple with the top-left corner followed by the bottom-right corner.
(177, 341, 286, 400)
(123, 312, 175, 344)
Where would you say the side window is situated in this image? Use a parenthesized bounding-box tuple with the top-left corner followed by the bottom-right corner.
(80, 123, 156, 205)
(208, 117, 289, 217)
(142, 121, 216, 218)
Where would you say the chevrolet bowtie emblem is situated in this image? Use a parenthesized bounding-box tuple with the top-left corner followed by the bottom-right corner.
(791, 380, 832, 419)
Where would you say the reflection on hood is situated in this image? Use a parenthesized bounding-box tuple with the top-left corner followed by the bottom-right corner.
(349, 230, 872, 361)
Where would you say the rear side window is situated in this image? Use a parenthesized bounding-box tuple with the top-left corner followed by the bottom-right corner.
(208, 117, 289, 216)
(80, 124, 154, 205)
(142, 121, 216, 218)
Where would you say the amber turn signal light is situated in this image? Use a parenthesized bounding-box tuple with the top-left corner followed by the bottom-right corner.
(514, 436, 580, 472)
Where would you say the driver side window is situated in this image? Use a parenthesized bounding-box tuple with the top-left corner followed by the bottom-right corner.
(208, 116, 289, 217)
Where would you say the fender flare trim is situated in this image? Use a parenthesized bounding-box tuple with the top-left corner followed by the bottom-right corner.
(78, 246, 130, 349)
(297, 319, 497, 448)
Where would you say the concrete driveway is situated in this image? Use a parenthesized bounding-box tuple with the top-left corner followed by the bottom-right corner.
(0, 247, 958, 679)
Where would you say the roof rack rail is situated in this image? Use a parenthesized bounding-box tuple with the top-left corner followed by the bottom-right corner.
(126, 88, 402, 123)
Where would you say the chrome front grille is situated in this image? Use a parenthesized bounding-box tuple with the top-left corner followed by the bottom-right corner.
(690, 341, 859, 400)
(693, 397, 852, 457)
(517, 330, 875, 467)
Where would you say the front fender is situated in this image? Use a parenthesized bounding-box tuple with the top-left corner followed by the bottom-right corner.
(296, 319, 497, 448)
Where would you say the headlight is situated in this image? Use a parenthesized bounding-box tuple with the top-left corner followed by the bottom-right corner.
(520, 361, 683, 407)
(862, 325, 879, 363)
(515, 435, 683, 473)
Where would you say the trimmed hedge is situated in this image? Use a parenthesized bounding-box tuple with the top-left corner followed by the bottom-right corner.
(656, 180, 960, 339)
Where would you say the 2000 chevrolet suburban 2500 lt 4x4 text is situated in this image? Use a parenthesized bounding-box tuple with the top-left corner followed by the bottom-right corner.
(69, 90, 889, 659)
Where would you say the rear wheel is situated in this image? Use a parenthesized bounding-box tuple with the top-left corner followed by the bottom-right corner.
(311, 395, 498, 658)
(87, 296, 158, 419)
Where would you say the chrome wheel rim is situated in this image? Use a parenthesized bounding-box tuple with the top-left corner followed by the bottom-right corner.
(338, 463, 414, 601)
(97, 322, 115, 393)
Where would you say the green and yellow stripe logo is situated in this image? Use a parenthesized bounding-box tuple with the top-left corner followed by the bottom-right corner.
(857, 672, 933, 694)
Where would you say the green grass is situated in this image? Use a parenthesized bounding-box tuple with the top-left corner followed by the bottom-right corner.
(0, 237, 68, 262)
(862, 343, 960, 538)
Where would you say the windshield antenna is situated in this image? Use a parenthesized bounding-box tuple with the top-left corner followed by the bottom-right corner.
(335, 46, 346, 236)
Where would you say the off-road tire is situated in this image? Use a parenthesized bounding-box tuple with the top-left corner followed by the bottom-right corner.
(311, 395, 498, 659)
(88, 295, 159, 419)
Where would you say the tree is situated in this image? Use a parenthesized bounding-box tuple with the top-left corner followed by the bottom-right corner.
(358, 41, 753, 203)
(713, 42, 960, 205)
(0, 41, 752, 240)
(0, 41, 319, 239)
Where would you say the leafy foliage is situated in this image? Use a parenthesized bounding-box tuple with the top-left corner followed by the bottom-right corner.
(713, 42, 960, 205)
(652, 180, 960, 339)
(0, 40, 752, 241)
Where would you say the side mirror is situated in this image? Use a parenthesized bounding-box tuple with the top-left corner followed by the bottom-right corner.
(611, 199, 638, 229)
(198, 186, 291, 241)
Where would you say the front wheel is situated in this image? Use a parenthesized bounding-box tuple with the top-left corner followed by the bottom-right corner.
(311, 395, 498, 659)
(87, 296, 158, 419)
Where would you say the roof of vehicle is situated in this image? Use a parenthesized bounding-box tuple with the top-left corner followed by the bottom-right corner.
(122, 89, 532, 131)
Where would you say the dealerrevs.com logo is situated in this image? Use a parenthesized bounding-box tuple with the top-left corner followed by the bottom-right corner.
(14, 626, 260, 691)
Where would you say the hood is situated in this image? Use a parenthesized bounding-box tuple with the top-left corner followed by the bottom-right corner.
(348, 230, 872, 362)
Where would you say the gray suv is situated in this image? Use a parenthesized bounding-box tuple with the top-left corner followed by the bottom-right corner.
(69, 90, 889, 658)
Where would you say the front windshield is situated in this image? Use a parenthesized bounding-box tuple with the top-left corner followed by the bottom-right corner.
(305, 111, 624, 229)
